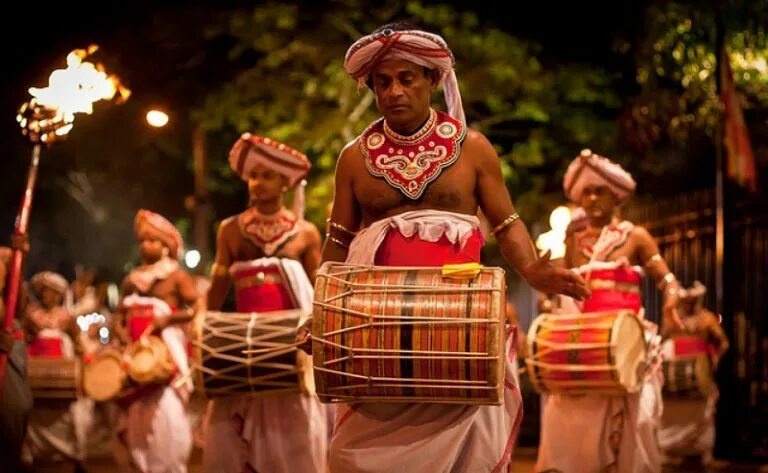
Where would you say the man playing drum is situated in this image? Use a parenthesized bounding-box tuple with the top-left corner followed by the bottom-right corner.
(22, 270, 89, 471)
(201, 135, 327, 473)
(114, 209, 199, 472)
(300, 22, 588, 473)
(659, 281, 729, 467)
(534, 149, 682, 472)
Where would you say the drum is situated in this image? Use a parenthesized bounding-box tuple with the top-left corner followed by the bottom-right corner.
(525, 310, 647, 395)
(662, 355, 712, 397)
(311, 263, 506, 405)
(192, 309, 314, 398)
(125, 336, 175, 384)
(83, 348, 127, 401)
(27, 357, 81, 399)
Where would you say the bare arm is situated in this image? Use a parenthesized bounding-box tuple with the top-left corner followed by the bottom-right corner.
(472, 131, 588, 300)
(301, 223, 323, 284)
(635, 227, 682, 328)
(321, 143, 362, 263)
(206, 219, 235, 311)
(113, 276, 133, 345)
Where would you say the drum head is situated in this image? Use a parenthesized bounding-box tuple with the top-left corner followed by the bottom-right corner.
(127, 336, 172, 384)
(612, 311, 647, 393)
(84, 349, 126, 401)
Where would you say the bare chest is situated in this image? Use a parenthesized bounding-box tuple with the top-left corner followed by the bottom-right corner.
(353, 156, 476, 223)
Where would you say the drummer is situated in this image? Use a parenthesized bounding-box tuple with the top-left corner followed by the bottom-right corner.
(298, 22, 586, 472)
(201, 134, 327, 473)
(21, 271, 88, 471)
(659, 281, 729, 467)
(113, 209, 200, 472)
(535, 149, 682, 472)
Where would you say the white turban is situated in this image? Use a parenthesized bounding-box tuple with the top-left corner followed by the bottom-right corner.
(563, 149, 636, 202)
(31, 271, 69, 297)
(344, 28, 465, 124)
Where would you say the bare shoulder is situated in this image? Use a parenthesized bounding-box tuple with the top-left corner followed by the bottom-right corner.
(299, 219, 322, 243)
(218, 215, 241, 236)
(462, 128, 499, 168)
(629, 224, 655, 244)
(338, 137, 364, 170)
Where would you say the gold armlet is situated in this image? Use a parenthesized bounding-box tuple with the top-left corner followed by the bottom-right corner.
(491, 213, 521, 236)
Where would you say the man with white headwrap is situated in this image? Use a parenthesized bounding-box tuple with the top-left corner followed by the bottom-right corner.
(202, 134, 327, 473)
(659, 281, 728, 468)
(534, 149, 683, 473)
(298, 23, 589, 472)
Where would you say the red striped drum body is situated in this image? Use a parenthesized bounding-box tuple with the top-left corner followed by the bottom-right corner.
(312, 263, 506, 405)
(526, 310, 647, 395)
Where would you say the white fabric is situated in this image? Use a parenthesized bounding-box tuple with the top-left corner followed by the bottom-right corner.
(536, 373, 663, 473)
(117, 295, 194, 471)
(347, 209, 480, 265)
(203, 394, 328, 473)
(344, 29, 465, 124)
(120, 386, 192, 473)
(127, 258, 180, 294)
(328, 211, 522, 473)
(22, 397, 91, 466)
(659, 390, 717, 458)
(201, 257, 327, 473)
(563, 150, 637, 202)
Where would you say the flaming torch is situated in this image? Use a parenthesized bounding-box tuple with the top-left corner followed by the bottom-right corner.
(1, 45, 129, 388)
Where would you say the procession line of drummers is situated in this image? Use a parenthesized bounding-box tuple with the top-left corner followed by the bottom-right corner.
(16, 218, 728, 473)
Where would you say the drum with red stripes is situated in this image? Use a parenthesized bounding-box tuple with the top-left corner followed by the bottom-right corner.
(525, 310, 647, 395)
(311, 263, 506, 405)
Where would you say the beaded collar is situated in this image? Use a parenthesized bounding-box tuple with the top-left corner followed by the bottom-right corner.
(360, 109, 466, 199)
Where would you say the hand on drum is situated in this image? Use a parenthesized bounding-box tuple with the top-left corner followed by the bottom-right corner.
(296, 317, 312, 354)
(522, 250, 590, 301)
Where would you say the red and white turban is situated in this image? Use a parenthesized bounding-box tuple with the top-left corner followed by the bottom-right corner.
(344, 28, 465, 124)
(229, 134, 312, 218)
(31, 271, 69, 297)
(134, 209, 184, 259)
(229, 134, 311, 187)
(563, 149, 636, 202)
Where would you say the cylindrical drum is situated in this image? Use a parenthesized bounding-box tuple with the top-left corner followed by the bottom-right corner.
(312, 263, 506, 405)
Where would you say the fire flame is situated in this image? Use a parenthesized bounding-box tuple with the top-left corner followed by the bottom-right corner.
(17, 45, 130, 143)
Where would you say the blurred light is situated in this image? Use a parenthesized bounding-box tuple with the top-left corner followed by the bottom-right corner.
(549, 206, 571, 231)
(536, 205, 571, 260)
(184, 249, 201, 269)
(107, 283, 119, 309)
(99, 326, 109, 338)
(146, 110, 169, 128)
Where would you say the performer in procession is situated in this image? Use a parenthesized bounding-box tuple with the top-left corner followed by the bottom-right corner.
(659, 281, 729, 467)
(534, 149, 682, 472)
(298, 22, 589, 473)
(114, 209, 199, 473)
(201, 134, 327, 473)
(22, 270, 89, 471)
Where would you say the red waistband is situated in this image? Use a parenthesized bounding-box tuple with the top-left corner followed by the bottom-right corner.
(374, 229, 483, 266)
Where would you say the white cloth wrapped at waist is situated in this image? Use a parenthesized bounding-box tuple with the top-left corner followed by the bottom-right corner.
(347, 209, 480, 265)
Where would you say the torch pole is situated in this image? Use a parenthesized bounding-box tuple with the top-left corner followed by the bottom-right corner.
(0, 143, 42, 389)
